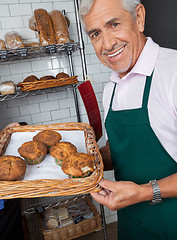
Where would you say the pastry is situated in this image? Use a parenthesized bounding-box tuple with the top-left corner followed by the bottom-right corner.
(50, 10, 70, 44)
(18, 141, 47, 165)
(50, 141, 77, 166)
(0, 155, 26, 181)
(33, 130, 62, 150)
(34, 9, 56, 46)
(61, 152, 95, 178)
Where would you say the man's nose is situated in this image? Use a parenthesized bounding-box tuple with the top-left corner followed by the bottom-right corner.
(102, 30, 116, 51)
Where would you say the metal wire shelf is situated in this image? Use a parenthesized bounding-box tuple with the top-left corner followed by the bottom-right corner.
(0, 42, 80, 62)
(0, 82, 82, 102)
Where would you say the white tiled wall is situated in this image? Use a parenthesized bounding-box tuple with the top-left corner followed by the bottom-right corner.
(0, 0, 117, 224)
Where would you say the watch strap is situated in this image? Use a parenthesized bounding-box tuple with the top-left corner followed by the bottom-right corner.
(149, 180, 162, 204)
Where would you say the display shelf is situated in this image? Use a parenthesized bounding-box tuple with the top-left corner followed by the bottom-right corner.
(0, 42, 80, 62)
(0, 82, 81, 102)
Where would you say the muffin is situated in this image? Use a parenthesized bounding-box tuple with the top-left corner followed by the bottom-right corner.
(56, 72, 69, 79)
(61, 152, 95, 178)
(0, 155, 26, 180)
(33, 130, 62, 151)
(18, 141, 47, 165)
(50, 141, 77, 166)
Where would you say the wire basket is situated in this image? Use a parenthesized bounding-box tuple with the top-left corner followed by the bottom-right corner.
(38, 196, 103, 240)
(17, 76, 78, 92)
(0, 122, 103, 199)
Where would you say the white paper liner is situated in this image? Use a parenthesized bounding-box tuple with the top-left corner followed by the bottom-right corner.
(5, 130, 87, 181)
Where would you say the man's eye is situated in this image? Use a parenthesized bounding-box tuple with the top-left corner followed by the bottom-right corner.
(92, 32, 99, 38)
(112, 22, 119, 27)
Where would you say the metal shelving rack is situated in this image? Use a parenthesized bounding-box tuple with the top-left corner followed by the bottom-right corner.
(0, 0, 108, 239)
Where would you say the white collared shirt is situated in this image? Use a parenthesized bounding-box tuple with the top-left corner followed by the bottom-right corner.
(103, 37, 177, 162)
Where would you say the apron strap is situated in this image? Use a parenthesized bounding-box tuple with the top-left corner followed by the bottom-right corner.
(142, 71, 154, 108)
(109, 83, 117, 109)
(109, 71, 154, 110)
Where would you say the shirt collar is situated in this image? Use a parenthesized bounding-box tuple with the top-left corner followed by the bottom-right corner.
(110, 37, 160, 83)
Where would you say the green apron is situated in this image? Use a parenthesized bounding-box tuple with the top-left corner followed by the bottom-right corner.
(105, 73, 177, 240)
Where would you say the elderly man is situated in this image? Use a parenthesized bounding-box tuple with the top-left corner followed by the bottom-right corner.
(79, 0, 177, 239)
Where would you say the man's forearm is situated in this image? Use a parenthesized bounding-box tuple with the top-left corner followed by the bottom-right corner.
(140, 173, 177, 203)
(158, 173, 177, 198)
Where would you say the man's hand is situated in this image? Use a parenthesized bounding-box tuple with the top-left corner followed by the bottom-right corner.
(5, 122, 20, 129)
(91, 179, 153, 211)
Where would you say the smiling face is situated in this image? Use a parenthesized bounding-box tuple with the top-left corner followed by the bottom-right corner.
(83, 0, 146, 78)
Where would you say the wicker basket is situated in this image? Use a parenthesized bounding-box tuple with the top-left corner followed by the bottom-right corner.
(0, 122, 103, 199)
(17, 76, 78, 92)
(38, 196, 103, 240)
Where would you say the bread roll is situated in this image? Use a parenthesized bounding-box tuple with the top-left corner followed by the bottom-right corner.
(0, 81, 15, 95)
(34, 9, 56, 46)
(4, 32, 24, 49)
(23, 75, 39, 83)
(50, 10, 70, 44)
(0, 40, 6, 50)
(39, 75, 55, 81)
(56, 72, 69, 79)
(0, 155, 26, 181)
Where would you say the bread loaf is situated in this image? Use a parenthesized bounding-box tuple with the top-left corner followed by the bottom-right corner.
(34, 9, 56, 46)
(4, 32, 24, 49)
(0, 40, 6, 50)
(50, 10, 70, 44)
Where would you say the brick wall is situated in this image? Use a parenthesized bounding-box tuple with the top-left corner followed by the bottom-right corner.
(0, 0, 117, 224)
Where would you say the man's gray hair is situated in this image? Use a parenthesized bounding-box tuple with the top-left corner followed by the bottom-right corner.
(79, 0, 141, 29)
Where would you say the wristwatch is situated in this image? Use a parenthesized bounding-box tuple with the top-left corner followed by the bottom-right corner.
(149, 180, 162, 204)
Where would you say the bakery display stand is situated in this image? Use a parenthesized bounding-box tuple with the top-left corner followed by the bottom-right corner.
(0, 0, 107, 239)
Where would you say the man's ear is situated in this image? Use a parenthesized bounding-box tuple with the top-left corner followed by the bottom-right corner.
(136, 4, 145, 32)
